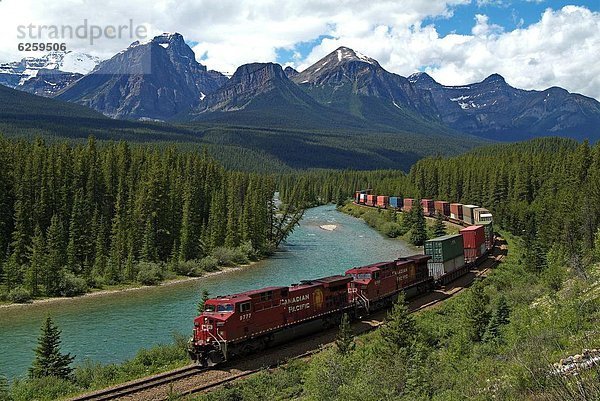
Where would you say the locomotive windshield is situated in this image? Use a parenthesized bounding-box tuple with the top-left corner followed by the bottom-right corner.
(204, 304, 216, 312)
(348, 273, 372, 279)
(216, 304, 234, 312)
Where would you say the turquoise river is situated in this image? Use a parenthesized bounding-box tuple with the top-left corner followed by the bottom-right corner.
(0, 205, 416, 379)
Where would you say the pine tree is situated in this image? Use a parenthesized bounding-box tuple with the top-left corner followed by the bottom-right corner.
(410, 203, 427, 246)
(433, 212, 447, 237)
(29, 316, 75, 379)
(67, 189, 91, 276)
(463, 281, 490, 342)
(92, 216, 108, 280)
(335, 313, 355, 355)
(379, 293, 416, 353)
(483, 296, 510, 343)
(25, 225, 45, 297)
(197, 289, 210, 314)
(141, 217, 158, 262)
(225, 175, 240, 248)
(45, 215, 65, 296)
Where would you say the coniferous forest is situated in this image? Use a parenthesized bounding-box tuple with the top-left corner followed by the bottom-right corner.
(193, 137, 600, 401)
(0, 136, 290, 302)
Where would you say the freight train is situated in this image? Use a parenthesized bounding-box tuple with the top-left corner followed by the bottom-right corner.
(188, 190, 495, 367)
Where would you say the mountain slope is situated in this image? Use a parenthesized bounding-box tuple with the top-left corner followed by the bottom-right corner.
(57, 33, 228, 121)
(291, 47, 450, 136)
(184, 62, 376, 131)
(409, 72, 600, 141)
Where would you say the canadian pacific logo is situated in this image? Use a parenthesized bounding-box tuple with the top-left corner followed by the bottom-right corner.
(314, 289, 324, 309)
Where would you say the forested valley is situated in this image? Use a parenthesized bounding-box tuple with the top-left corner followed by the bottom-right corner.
(0, 135, 306, 303)
(1, 135, 599, 401)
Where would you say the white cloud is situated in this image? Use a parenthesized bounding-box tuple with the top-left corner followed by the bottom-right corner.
(0, 1, 598, 99)
(299, 5, 600, 100)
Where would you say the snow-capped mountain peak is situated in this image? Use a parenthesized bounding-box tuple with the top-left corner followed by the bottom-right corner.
(0, 51, 100, 96)
(333, 46, 378, 66)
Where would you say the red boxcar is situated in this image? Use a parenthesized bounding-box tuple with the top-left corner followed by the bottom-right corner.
(403, 198, 414, 212)
(450, 203, 463, 221)
(434, 201, 450, 217)
(460, 225, 485, 249)
(366, 194, 376, 206)
(421, 199, 435, 216)
(190, 275, 353, 365)
(377, 196, 389, 208)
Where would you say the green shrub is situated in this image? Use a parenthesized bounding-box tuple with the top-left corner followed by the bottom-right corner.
(212, 247, 238, 267)
(136, 262, 163, 286)
(171, 259, 198, 277)
(59, 272, 89, 297)
(197, 256, 219, 272)
(8, 287, 32, 303)
(380, 222, 405, 238)
(10, 375, 78, 401)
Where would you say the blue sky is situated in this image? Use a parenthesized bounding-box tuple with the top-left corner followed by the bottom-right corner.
(273, 1, 600, 67)
(430, 0, 600, 35)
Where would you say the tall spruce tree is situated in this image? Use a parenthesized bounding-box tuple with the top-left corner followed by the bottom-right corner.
(410, 203, 428, 246)
(45, 215, 65, 296)
(483, 296, 510, 343)
(335, 313, 355, 355)
(463, 280, 490, 342)
(25, 225, 45, 297)
(433, 212, 447, 237)
(379, 293, 416, 353)
(197, 289, 210, 314)
(29, 316, 74, 379)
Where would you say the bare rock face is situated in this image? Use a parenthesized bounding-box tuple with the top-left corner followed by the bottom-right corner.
(409, 72, 600, 141)
(57, 33, 228, 120)
(283, 66, 299, 78)
(195, 63, 298, 112)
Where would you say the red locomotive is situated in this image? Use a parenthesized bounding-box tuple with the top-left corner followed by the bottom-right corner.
(189, 256, 433, 366)
(190, 275, 353, 365)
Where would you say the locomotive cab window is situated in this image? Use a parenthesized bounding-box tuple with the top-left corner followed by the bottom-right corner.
(281, 288, 289, 297)
(216, 304, 234, 312)
(260, 291, 273, 302)
(239, 302, 251, 313)
(204, 304, 215, 312)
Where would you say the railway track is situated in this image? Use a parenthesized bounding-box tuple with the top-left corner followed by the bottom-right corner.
(70, 238, 507, 401)
(68, 365, 205, 401)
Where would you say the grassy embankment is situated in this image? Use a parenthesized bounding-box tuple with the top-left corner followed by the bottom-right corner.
(339, 202, 460, 242)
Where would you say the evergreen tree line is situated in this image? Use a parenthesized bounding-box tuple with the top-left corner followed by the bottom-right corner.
(407, 137, 600, 271)
(278, 137, 600, 271)
(0, 136, 279, 301)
